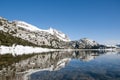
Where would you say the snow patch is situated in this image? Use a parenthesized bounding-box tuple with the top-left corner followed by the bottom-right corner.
(0, 45, 55, 55)
(15, 21, 43, 31)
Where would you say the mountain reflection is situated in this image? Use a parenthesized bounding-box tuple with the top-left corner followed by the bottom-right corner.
(73, 50, 105, 61)
(0, 50, 117, 80)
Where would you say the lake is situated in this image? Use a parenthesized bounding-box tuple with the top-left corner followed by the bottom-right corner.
(0, 50, 120, 80)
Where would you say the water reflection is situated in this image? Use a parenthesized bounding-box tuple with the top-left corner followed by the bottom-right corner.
(0, 50, 119, 80)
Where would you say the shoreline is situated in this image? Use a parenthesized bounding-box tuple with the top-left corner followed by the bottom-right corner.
(0, 45, 56, 55)
(0, 45, 119, 55)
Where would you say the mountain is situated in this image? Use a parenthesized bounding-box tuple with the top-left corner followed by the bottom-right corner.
(14, 21, 70, 42)
(0, 30, 39, 47)
(0, 17, 70, 48)
(0, 17, 101, 49)
(69, 38, 100, 49)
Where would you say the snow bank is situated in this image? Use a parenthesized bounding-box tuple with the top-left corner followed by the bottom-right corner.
(0, 45, 55, 55)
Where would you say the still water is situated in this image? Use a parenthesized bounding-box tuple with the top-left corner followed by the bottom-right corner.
(0, 50, 120, 80)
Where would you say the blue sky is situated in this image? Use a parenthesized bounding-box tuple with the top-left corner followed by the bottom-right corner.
(0, 0, 120, 44)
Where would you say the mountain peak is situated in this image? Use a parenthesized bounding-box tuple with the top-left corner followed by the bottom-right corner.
(80, 38, 98, 46)
(48, 27, 54, 35)
(48, 27, 71, 42)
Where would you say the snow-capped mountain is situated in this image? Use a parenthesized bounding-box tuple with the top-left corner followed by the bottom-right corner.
(0, 17, 71, 48)
(15, 21, 70, 42)
(80, 38, 98, 46)
(69, 38, 99, 49)
(0, 17, 101, 49)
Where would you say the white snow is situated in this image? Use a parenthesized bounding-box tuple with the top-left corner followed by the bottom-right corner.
(105, 45, 117, 48)
(81, 38, 98, 46)
(15, 21, 43, 31)
(0, 45, 55, 56)
(14, 21, 71, 42)
(48, 27, 70, 42)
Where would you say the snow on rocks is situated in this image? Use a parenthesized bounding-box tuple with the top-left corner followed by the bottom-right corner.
(0, 45, 55, 56)
(14, 21, 70, 42)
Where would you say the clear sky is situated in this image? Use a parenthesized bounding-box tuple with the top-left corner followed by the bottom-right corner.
(0, 0, 120, 44)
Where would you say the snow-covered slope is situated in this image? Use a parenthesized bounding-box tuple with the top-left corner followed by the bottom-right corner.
(14, 21, 70, 42)
(80, 38, 98, 46)
(14, 21, 42, 31)
(49, 27, 71, 42)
